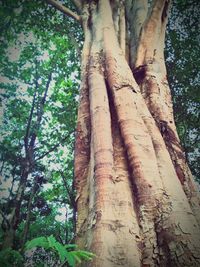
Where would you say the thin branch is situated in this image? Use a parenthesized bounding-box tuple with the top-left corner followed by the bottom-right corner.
(0, 209, 10, 228)
(45, 0, 81, 22)
(72, 0, 82, 12)
(35, 142, 61, 161)
(8, 167, 17, 200)
(35, 134, 71, 162)
(36, 71, 52, 125)
(60, 171, 75, 208)
(24, 76, 38, 154)
(29, 72, 53, 148)
(41, 72, 52, 106)
(0, 159, 5, 174)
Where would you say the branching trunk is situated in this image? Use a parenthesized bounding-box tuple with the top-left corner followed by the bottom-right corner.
(2, 68, 52, 249)
(132, 0, 200, 226)
(72, 0, 200, 266)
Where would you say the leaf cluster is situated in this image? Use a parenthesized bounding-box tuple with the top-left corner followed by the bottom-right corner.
(0, 248, 23, 267)
(25, 235, 95, 267)
(166, 0, 200, 180)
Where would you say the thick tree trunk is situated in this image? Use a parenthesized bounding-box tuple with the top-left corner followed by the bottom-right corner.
(74, 0, 200, 266)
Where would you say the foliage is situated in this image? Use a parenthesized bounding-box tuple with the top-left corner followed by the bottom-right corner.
(0, 236, 95, 267)
(166, 0, 200, 180)
(0, 248, 23, 267)
(0, 0, 80, 250)
(25, 235, 95, 267)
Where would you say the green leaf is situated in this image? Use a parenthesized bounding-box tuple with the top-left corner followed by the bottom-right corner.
(65, 252, 76, 267)
(72, 250, 95, 261)
(0, 248, 23, 267)
(47, 235, 57, 248)
(24, 235, 95, 267)
(53, 240, 68, 263)
(25, 236, 49, 250)
(64, 244, 77, 250)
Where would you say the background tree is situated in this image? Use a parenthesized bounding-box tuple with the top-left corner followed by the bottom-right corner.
(166, 0, 200, 180)
(0, 0, 80, 251)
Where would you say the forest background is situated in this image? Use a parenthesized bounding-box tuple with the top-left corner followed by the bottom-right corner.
(0, 0, 199, 266)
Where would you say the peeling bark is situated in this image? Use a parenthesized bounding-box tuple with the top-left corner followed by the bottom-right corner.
(133, 0, 200, 226)
(73, 0, 200, 266)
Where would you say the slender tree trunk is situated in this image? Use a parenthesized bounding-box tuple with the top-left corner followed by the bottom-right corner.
(74, 0, 200, 266)
(2, 162, 30, 249)
(20, 178, 38, 249)
(2, 68, 52, 249)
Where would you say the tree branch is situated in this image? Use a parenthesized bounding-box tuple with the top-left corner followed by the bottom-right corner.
(29, 72, 53, 149)
(0, 209, 10, 228)
(60, 171, 75, 209)
(24, 73, 38, 155)
(35, 133, 71, 162)
(134, 0, 171, 68)
(45, 0, 81, 22)
(35, 142, 61, 161)
(0, 159, 5, 174)
(146, 0, 171, 26)
(72, 0, 82, 12)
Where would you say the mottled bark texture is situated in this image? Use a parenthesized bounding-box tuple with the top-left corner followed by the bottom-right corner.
(74, 0, 200, 266)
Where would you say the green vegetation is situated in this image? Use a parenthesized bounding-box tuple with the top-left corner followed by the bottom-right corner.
(0, 247, 23, 267)
(25, 235, 95, 267)
(0, 235, 95, 267)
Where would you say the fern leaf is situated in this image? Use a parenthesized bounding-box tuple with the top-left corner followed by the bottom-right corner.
(65, 252, 76, 267)
(74, 250, 95, 260)
(53, 240, 69, 263)
(25, 236, 49, 250)
(47, 235, 57, 249)
(68, 252, 82, 263)
(64, 244, 77, 251)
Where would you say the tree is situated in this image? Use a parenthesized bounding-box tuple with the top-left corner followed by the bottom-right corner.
(165, 1, 200, 180)
(44, 0, 200, 266)
(0, 0, 199, 265)
(0, 2, 79, 249)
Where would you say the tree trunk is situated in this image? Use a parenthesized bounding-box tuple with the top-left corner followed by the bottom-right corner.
(2, 68, 52, 249)
(74, 0, 200, 266)
(2, 162, 30, 249)
(20, 177, 39, 249)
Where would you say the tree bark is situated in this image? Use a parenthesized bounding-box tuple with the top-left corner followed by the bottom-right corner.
(20, 177, 39, 249)
(74, 0, 200, 266)
(2, 162, 30, 249)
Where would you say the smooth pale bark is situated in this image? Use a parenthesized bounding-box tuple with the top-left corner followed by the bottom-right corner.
(69, 0, 200, 266)
(74, 5, 91, 249)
